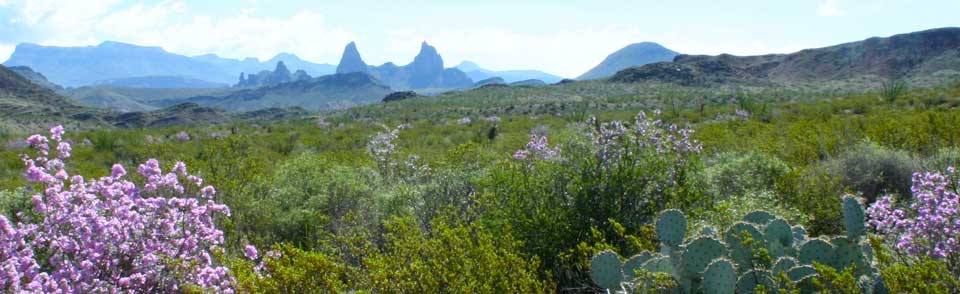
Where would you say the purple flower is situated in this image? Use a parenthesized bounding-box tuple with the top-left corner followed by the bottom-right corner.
(244, 245, 258, 260)
(1, 126, 236, 292)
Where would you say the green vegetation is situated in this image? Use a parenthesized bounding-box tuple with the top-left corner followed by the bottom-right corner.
(3, 78, 960, 292)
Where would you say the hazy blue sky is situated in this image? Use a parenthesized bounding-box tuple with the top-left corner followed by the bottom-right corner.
(0, 0, 957, 77)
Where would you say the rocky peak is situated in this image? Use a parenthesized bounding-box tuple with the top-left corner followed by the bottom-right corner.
(336, 42, 369, 74)
(405, 41, 445, 89)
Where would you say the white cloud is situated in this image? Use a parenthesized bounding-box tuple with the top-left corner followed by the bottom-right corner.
(0, 43, 14, 63)
(817, 0, 845, 17)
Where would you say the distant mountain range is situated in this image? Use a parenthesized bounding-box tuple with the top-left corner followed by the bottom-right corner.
(0, 64, 309, 130)
(455, 61, 564, 84)
(335, 41, 474, 90)
(578, 42, 678, 80)
(3, 41, 335, 87)
(236, 61, 312, 88)
(610, 27, 960, 88)
(155, 72, 392, 112)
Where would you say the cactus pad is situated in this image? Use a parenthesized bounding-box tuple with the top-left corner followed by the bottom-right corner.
(799, 238, 837, 266)
(702, 258, 737, 294)
(792, 225, 807, 243)
(764, 218, 793, 257)
(787, 265, 817, 282)
(724, 222, 763, 268)
(771, 257, 798, 276)
(623, 251, 654, 280)
(656, 209, 688, 247)
(641, 256, 676, 278)
(842, 195, 866, 240)
(832, 236, 868, 274)
(590, 250, 623, 289)
(700, 225, 718, 238)
(682, 237, 727, 277)
(736, 270, 775, 294)
(743, 210, 776, 225)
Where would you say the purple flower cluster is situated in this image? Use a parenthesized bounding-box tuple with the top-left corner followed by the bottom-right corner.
(175, 131, 191, 142)
(735, 109, 751, 120)
(513, 134, 561, 162)
(586, 111, 702, 166)
(867, 168, 960, 260)
(1, 126, 235, 293)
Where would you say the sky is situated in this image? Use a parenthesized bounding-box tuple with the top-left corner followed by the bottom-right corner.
(0, 0, 957, 78)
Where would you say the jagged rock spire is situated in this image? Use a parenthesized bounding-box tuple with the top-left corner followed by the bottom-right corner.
(336, 42, 368, 74)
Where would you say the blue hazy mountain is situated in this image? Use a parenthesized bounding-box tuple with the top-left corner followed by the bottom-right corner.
(455, 61, 564, 84)
(3, 41, 335, 87)
(336, 41, 474, 90)
(577, 42, 679, 80)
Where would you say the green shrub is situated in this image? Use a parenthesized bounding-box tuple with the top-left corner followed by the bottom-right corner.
(828, 141, 916, 203)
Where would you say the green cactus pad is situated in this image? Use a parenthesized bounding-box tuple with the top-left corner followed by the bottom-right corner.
(682, 237, 727, 277)
(764, 218, 793, 257)
(771, 257, 798, 276)
(736, 270, 775, 294)
(787, 265, 817, 282)
(799, 238, 837, 266)
(724, 222, 763, 268)
(656, 209, 688, 247)
(700, 226, 718, 238)
(702, 258, 737, 294)
(590, 250, 623, 289)
(797, 276, 819, 293)
(792, 225, 807, 243)
(641, 256, 677, 278)
(842, 195, 866, 240)
(743, 210, 776, 225)
(623, 251, 654, 280)
(832, 236, 868, 274)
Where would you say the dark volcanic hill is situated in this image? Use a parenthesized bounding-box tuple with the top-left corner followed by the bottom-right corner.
(157, 72, 392, 112)
(611, 27, 960, 87)
(578, 42, 679, 80)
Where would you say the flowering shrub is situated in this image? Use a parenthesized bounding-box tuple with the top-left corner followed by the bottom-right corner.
(1, 126, 234, 293)
(513, 134, 561, 161)
(457, 117, 472, 125)
(868, 168, 960, 264)
(175, 131, 191, 142)
(586, 110, 701, 169)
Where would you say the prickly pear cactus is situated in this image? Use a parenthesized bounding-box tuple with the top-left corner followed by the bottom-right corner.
(787, 265, 817, 282)
(792, 225, 808, 244)
(703, 258, 737, 294)
(623, 251, 654, 280)
(656, 209, 687, 247)
(842, 195, 866, 240)
(642, 256, 676, 277)
(743, 210, 776, 225)
(736, 269, 775, 294)
(591, 250, 623, 290)
(682, 237, 727, 277)
(700, 226, 718, 238)
(724, 222, 763, 268)
(799, 238, 837, 267)
(763, 218, 793, 257)
(832, 236, 869, 274)
(771, 257, 798, 276)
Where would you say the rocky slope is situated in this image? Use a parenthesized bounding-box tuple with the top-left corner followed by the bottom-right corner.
(611, 27, 960, 87)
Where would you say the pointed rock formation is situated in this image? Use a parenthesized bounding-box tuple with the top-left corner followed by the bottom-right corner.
(236, 61, 309, 87)
(336, 42, 369, 74)
(405, 42, 445, 89)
